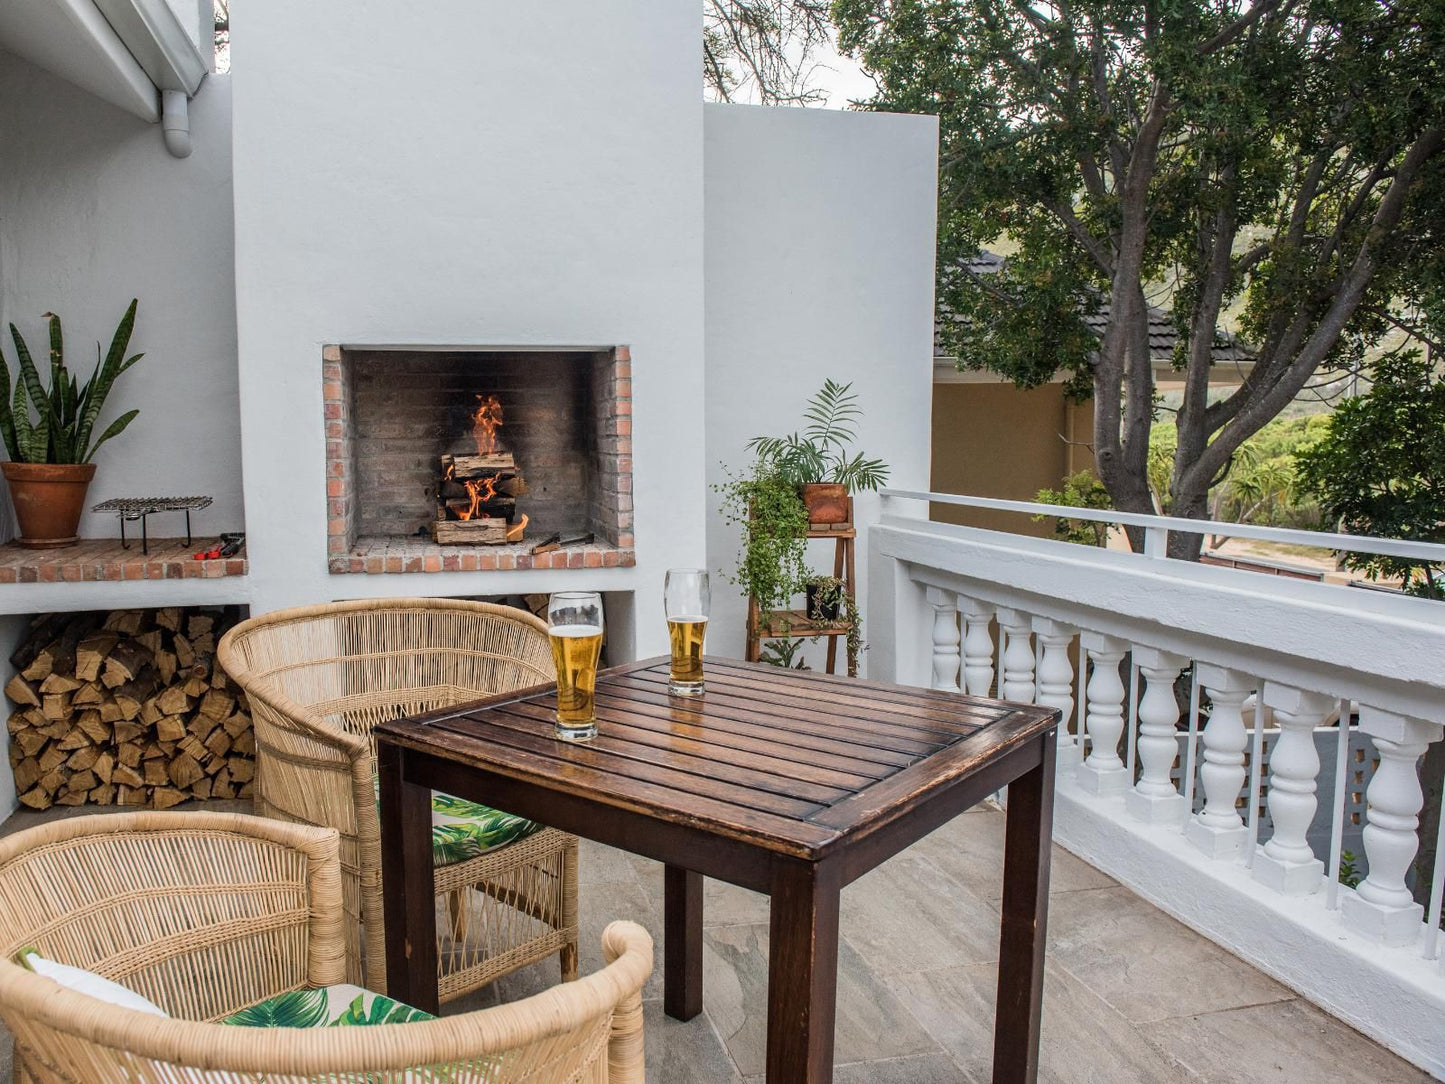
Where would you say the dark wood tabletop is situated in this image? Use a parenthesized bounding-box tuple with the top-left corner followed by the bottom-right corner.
(377, 655, 1060, 1083)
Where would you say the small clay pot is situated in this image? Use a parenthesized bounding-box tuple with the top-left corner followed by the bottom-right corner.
(0, 462, 96, 548)
(800, 483, 849, 525)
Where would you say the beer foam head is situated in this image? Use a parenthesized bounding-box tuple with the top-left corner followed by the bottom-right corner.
(551, 624, 603, 637)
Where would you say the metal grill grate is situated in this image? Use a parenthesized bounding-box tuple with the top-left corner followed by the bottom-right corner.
(90, 496, 214, 553)
(91, 496, 213, 515)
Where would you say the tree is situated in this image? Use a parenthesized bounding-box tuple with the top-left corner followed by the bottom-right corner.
(1295, 350, 1445, 597)
(835, 0, 1445, 557)
(704, 1, 834, 104)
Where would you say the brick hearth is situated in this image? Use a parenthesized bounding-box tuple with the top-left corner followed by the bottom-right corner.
(337, 535, 634, 575)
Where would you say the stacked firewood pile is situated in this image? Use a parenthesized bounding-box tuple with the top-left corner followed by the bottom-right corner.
(5, 608, 254, 810)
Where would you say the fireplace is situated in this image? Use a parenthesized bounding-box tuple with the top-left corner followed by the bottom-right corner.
(324, 346, 634, 573)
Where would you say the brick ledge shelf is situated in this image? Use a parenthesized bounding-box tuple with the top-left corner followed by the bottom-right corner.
(331, 536, 635, 575)
(0, 538, 247, 583)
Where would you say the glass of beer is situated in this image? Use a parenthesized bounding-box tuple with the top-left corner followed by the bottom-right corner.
(664, 568, 709, 696)
(547, 591, 604, 741)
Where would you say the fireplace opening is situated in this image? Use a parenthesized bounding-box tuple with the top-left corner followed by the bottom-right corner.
(325, 347, 633, 573)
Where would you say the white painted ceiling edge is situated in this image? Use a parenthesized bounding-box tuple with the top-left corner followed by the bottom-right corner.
(0, 0, 206, 152)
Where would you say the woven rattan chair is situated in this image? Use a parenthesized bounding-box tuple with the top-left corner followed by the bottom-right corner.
(0, 811, 650, 1083)
(217, 598, 578, 999)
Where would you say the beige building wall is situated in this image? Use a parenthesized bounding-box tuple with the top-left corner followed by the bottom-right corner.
(930, 380, 1095, 536)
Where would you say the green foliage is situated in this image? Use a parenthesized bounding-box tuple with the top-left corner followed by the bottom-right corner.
(759, 636, 810, 669)
(0, 302, 143, 464)
(835, 0, 1445, 530)
(1034, 471, 1113, 546)
(1295, 352, 1445, 597)
(1150, 415, 1327, 527)
(715, 463, 812, 611)
(1338, 850, 1362, 890)
(746, 379, 891, 492)
(807, 574, 864, 663)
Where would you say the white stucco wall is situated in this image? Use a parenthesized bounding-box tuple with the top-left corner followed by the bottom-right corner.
(229, 1, 706, 651)
(0, 55, 243, 548)
(703, 103, 939, 671)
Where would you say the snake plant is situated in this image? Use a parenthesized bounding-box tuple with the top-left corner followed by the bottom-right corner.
(0, 300, 143, 464)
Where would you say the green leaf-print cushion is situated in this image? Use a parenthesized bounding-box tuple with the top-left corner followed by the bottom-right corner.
(372, 778, 542, 867)
(428, 792, 542, 866)
(222, 984, 434, 1028)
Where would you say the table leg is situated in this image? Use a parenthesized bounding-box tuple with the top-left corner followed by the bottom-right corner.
(993, 731, 1056, 1084)
(664, 865, 703, 1020)
(766, 858, 841, 1083)
(378, 741, 439, 1013)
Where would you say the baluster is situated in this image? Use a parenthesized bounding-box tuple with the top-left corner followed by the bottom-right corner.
(1032, 617, 1078, 769)
(925, 587, 960, 692)
(994, 608, 1035, 703)
(1253, 684, 1332, 895)
(1342, 708, 1445, 944)
(1126, 647, 1187, 823)
(1076, 632, 1128, 796)
(1185, 665, 1255, 858)
(959, 598, 996, 697)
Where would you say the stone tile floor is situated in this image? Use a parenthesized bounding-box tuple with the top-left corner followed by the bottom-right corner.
(0, 801, 1432, 1083)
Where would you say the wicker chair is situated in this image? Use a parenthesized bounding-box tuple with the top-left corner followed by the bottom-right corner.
(216, 598, 577, 999)
(0, 812, 650, 1083)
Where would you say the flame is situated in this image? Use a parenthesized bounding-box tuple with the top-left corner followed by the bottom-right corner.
(444, 458, 503, 520)
(506, 513, 529, 542)
(472, 394, 503, 456)
(456, 475, 501, 520)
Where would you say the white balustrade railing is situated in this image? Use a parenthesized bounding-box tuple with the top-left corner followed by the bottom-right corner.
(867, 491, 1445, 1077)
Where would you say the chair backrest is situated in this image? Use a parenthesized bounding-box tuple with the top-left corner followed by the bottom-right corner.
(219, 598, 553, 743)
(0, 813, 652, 1083)
(0, 812, 345, 1024)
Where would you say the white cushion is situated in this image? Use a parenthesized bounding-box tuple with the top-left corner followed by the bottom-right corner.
(17, 949, 168, 1017)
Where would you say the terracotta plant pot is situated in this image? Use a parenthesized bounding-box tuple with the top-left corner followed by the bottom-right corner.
(799, 482, 850, 525)
(0, 462, 97, 548)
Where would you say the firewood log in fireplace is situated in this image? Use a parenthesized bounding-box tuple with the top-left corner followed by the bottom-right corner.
(434, 452, 529, 544)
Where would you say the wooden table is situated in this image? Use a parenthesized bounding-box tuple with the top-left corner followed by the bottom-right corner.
(376, 656, 1059, 1083)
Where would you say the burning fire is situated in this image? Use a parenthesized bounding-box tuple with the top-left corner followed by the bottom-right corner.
(444, 462, 501, 520)
(472, 394, 503, 456)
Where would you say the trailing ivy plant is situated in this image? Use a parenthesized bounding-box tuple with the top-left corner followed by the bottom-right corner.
(806, 574, 863, 664)
(715, 463, 811, 612)
(746, 379, 890, 492)
(0, 301, 144, 464)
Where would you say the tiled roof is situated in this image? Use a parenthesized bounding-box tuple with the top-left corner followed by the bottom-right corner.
(936, 251, 1256, 367)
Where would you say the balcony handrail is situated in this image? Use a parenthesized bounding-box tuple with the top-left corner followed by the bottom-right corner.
(880, 487, 1445, 564)
(868, 508, 1445, 1075)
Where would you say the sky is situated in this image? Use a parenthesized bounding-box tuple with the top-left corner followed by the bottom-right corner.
(807, 37, 879, 108)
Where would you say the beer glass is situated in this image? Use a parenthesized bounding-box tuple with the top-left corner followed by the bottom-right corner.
(664, 568, 709, 696)
(548, 591, 603, 741)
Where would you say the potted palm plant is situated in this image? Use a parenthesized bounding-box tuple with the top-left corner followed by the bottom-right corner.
(745, 379, 890, 524)
(0, 302, 144, 547)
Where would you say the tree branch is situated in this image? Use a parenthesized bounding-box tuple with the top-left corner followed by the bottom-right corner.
(1188, 126, 1445, 491)
(1198, 0, 1284, 54)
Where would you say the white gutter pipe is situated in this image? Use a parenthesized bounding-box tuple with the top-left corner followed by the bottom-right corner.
(160, 88, 191, 158)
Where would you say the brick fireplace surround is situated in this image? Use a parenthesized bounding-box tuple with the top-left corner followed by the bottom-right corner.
(324, 345, 635, 574)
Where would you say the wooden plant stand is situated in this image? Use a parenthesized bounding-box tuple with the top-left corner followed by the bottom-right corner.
(746, 521, 858, 677)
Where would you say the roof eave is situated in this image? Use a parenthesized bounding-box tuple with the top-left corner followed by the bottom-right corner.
(93, 0, 207, 96)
